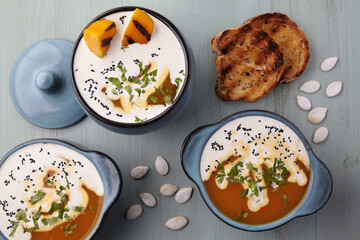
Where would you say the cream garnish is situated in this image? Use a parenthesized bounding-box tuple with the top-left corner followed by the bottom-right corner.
(201, 116, 310, 212)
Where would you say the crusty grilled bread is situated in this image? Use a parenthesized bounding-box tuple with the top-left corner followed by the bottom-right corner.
(244, 13, 310, 83)
(211, 25, 285, 102)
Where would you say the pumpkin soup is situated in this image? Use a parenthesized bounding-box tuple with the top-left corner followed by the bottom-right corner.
(0, 143, 104, 239)
(201, 116, 311, 224)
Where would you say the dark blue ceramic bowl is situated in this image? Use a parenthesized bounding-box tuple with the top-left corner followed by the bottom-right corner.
(181, 110, 332, 231)
(0, 139, 122, 239)
(71, 6, 196, 135)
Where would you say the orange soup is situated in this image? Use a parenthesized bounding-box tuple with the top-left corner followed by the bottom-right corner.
(0, 143, 104, 239)
(201, 116, 311, 224)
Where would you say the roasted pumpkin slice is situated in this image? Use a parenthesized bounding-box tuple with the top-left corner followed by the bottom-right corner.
(83, 18, 118, 58)
(122, 8, 154, 46)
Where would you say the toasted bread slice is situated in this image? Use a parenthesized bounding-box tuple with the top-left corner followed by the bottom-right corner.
(211, 25, 284, 102)
(244, 13, 309, 83)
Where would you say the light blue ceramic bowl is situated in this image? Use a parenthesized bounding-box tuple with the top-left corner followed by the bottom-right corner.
(0, 139, 122, 239)
(71, 6, 196, 135)
(181, 110, 332, 231)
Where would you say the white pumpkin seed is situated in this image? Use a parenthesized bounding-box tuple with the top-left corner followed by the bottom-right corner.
(175, 187, 193, 204)
(125, 204, 143, 220)
(326, 81, 342, 97)
(165, 216, 188, 230)
(160, 184, 179, 197)
(307, 107, 327, 124)
(296, 95, 311, 111)
(130, 166, 149, 180)
(300, 80, 321, 93)
(320, 57, 339, 72)
(313, 127, 329, 144)
(155, 156, 169, 175)
(139, 192, 157, 207)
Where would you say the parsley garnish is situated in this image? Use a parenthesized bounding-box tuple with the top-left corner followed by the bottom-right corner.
(44, 179, 54, 185)
(41, 216, 59, 226)
(30, 191, 46, 205)
(121, 46, 128, 50)
(240, 189, 249, 199)
(48, 202, 63, 215)
(147, 95, 158, 104)
(215, 162, 226, 184)
(8, 221, 19, 237)
(135, 88, 141, 96)
(124, 85, 132, 95)
(108, 77, 123, 89)
(73, 206, 85, 212)
(111, 89, 119, 95)
(135, 116, 147, 122)
(163, 95, 172, 105)
(240, 210, 248, 219)
(65, 175, 70, 189)
(283, 194, 288, 207)
(15, 209, 29, 223)
(64, 222, 77, 235)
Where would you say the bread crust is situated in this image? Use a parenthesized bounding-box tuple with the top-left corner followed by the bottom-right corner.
(244, 13, 310, 83)
(211, 25, 285, 102)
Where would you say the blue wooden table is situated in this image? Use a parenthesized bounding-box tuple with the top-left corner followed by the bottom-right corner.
(0, 0, 357, 239)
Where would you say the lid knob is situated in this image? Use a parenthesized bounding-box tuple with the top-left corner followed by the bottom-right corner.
(35, 71, 55, 91)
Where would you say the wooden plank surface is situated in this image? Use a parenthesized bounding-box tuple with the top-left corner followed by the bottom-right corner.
(0, 0, 358, 239)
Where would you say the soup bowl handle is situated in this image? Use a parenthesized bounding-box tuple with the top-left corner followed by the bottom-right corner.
(181, 125, 217, 185)
(85, 151, 122, 205)
(296, 153, 333, 217)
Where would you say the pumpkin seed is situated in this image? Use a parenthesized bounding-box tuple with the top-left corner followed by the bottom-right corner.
(139, 192, 157, 207)
(160, 184, 179, 197)
(155, 156, 169, 176)
(175, 187, 193, 204)
(326, 81, 342, 97)
(307, 107, 327, 124)
(313, 127, 329, 144)
(165, 216, 188, 230)
(300, 80, 320, 93)
(125, 204, 143, 220)
(320, 57, 338, 72)
(296, 95, 311, 111)
(130, 166, 149, 180)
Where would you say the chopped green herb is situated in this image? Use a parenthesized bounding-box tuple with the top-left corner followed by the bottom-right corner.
(128, 76, 141, 84)
(64, 222, 77, 235)
(263, 158, 271, 161)
(228, 162, 243, 177)
(233, 217, 240, 221)
(73, 206, 85, 212)
(89, 204, 94, 211)
(218, 162, 225, 174)
(271, 187, 279, 192)
(163, 95, 172, 105)
(124, 85, 132, 95)
(121, 46, 128, 50)
(216, 173, 226, 184)
(149, 69, 157, 76)
(175, 77, 182, 88)
(154, 87, 162, 96)
(9, 221, 19, 237)
(59, 185, 66, 191)
(141, 76, 150, 88)
(41, 217, 59, 226)
(283, 194, 288, 207)
(26, 206, 42, 233)
(30, 191, 46, 205)
(129, 94, 134, 102)
(147, 95, 158, 103)
(246, 162, 258, 172)
(58, 208, 69, 219)
(65, 175, 70, 189)
(240, 189, 249, 198)
(32, 206, 42, 221)
(240, 211, 248, 219)
(15, 209, 29, 223)
(64, 213, 70, 220)
(179, 70, 185, 76)
(135, 88, 141, 96)
(108, 77, 123, 89)
(48, 202, 63, 215)
(135, 116, 147, 122)
(44, 179, 54, 185)
(117, 65, 127, 73)
(111, 89, 118, 95)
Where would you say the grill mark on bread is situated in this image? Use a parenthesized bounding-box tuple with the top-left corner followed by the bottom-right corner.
(244, 12, 310, 83)
(212, 25, 285, 102)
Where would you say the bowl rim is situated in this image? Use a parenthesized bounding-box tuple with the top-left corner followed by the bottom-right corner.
(70, 6, 192, 128)
(0, 138, 122, 239)
(180, 109, 333, 231)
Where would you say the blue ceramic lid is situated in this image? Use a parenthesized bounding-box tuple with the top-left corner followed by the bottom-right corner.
(9, 39, 86, 129)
